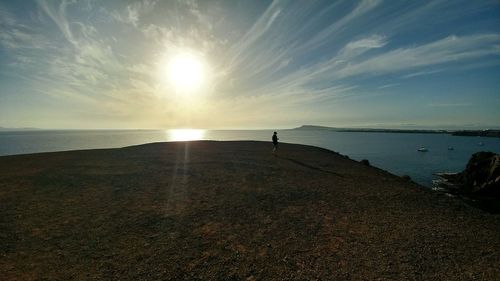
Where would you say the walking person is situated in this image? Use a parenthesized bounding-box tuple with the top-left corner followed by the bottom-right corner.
(272, 131, 279, 154)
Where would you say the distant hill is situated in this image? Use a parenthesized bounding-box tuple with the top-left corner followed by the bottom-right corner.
(293, 125, 448, 134)
(293, 125, 340, 131)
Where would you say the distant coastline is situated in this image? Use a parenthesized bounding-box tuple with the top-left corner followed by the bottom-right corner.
(0, 127, 40, 132)
(292, 125, 500, 138)
(1, 126, 500, 138)
(451, 130, 500, 138)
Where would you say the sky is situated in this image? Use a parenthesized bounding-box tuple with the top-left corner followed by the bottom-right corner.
(1, 0, 499, 130)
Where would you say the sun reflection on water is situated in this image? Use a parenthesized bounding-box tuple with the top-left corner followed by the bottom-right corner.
(167, 129, 205, 141)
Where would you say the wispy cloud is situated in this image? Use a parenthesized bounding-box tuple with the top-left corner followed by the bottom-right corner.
(343, 34, 387, 51)
(1, 0, 500, 128)
(297, 0, 382, 52)
(378, 83, 399, 89)
(428, 103, 473, 107)
(0, 6, 52, 51)
(35, 0, 76, 44)
(208, 0, 499, 122)
(110, 0, 158, 27)
(337, 34, 388, 60)
(23, 0, 154, 115)
(333, 34, 500, 79)
(402, 69, 444, 79)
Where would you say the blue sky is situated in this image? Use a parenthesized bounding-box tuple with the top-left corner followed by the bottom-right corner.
(1, 0, 499, 129)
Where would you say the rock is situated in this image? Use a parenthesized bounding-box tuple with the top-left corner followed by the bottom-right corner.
(401, 175, 411, 181)
(360, 159, 370, 166)
(457, 152, 500, 197)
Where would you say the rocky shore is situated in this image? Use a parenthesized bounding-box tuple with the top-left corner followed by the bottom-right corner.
(440, 152, 499, 195)
(1, 141, 499, 280)
(435, 151, 500, 213)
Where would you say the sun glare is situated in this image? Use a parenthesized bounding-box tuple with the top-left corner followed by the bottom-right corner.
(165, 53, 206, 92)
(168, 129, 205, 141)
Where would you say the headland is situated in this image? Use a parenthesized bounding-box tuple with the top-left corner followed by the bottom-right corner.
(1, 141, 499, 280)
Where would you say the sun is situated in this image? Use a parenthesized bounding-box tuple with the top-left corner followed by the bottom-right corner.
(165, 53, 206, 92)
(168, 129, 205, 141)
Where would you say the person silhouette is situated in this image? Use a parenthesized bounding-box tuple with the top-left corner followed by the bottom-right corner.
(272, 131, 279, 154)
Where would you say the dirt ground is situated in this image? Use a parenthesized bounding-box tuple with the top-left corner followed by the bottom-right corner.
(1, 141, 499, 280)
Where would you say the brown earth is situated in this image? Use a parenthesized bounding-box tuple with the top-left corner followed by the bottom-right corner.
(0, 141, 499, 280)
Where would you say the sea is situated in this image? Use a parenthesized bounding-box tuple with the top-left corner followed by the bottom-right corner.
(1, 129, 500, 187)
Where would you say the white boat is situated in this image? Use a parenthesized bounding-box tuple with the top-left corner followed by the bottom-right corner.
(417, 147, 428, 152)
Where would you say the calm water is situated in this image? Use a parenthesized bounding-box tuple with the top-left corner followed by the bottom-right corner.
(1, 129, 500, 187)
